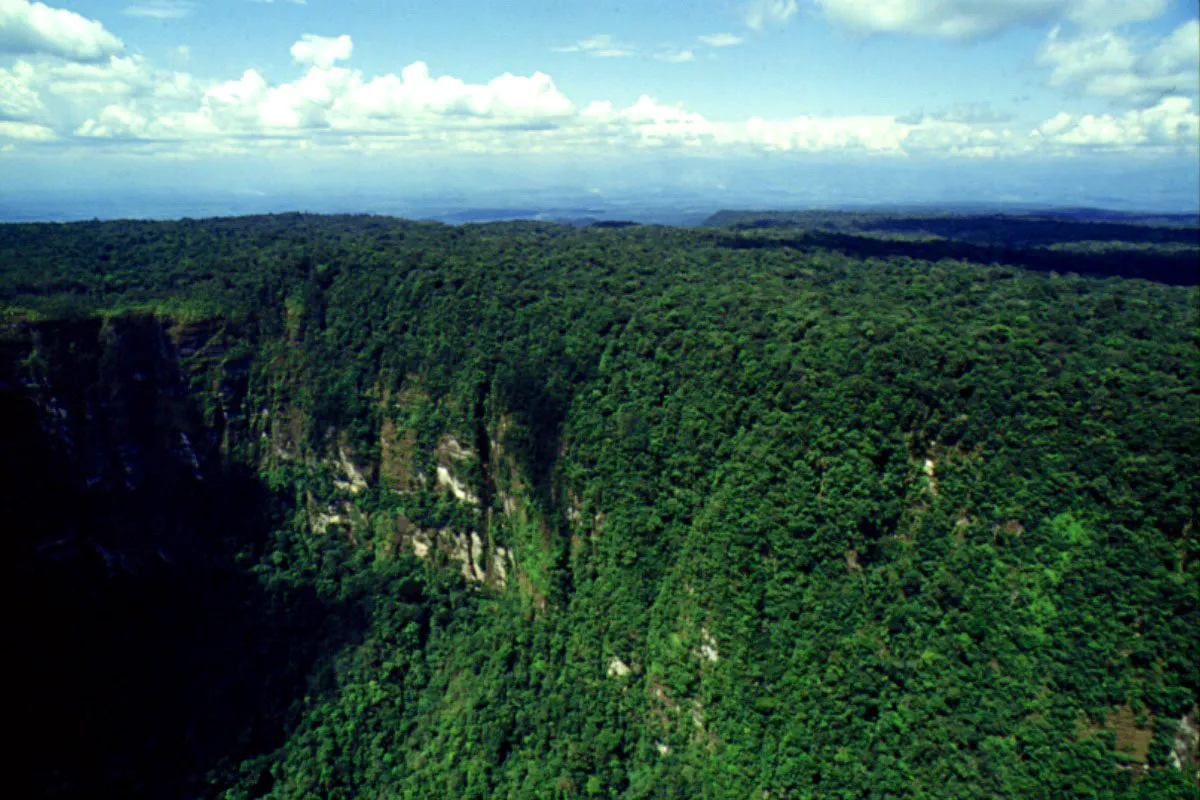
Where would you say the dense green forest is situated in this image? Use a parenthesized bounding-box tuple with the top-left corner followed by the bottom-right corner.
(2, 212, 1198, 799)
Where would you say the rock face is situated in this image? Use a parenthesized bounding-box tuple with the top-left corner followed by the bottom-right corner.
(4, 311, 572, 797)
(3, 314, 305, 798)
(1, 315, 253, 572)
(3, 311, 571, 606)
(1171, 710, 1199, 772)
(435, 435, 481, 504)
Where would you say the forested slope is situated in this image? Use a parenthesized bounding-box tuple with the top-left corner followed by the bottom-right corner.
(3, 214, 1198, 799)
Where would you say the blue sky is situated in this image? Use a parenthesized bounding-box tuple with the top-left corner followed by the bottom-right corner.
(2, 0, 1198, 214)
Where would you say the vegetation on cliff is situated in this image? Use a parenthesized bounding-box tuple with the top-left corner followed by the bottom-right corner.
(3, 212, 1198, 799)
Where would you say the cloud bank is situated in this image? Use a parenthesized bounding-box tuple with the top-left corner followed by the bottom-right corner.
(0, 1, 1196, 164)
(20, 32, 1184, 161)
(0, 0, 124, 61)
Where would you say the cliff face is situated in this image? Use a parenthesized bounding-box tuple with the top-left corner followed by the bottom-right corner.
(4, 312, 560, 797)
(2, 314, 296, 797)
(3, 315, 250, 571)
(3, 312, 540, 580)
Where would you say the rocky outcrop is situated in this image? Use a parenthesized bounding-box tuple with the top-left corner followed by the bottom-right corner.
(3, 313, 568, 608)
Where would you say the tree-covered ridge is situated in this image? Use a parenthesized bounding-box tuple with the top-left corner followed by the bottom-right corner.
(703, 209, 1200, 242)
(3, 214, 1198, 799)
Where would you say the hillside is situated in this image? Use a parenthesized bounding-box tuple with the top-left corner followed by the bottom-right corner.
(3, 213, 1198, 799)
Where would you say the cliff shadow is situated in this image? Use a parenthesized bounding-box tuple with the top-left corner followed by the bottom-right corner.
(3, 321, 367, 799)
(715, 229, 1200, 286)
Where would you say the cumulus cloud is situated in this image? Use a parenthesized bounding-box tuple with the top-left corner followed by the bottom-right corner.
(291, 33, 353, 69)
(1033, 96, 1199, 149)
(75, 40, 579, 143)
(122, 1, 194, 19)
(699, 33, 743, 46)
(0, 60, 42, 120)
(3, 28, 1191, 162)
(0, 119, 56, 140)
(1038, 20, 1200, 106)
(746, 0, 798, 31)
(553, 34, 634, 57)
(48, 55, 150, 96)
(331, 62, 576, 128)
(814, 0, 1167, 39)
(0, 0, 124, 61)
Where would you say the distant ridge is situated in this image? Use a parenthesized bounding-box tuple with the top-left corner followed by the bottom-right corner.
(703, 208, 1200, 232)
(702, 209, 1200, 286)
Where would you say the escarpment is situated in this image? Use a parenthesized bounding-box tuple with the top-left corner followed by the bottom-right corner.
(4, 310, 566, 601)
(3, 310, 575, 798)
(5, 215, 1197, 799)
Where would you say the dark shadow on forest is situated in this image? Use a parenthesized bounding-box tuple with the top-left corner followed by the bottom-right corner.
(3, 334, 365, 799)
(715, 229, 1200, 286)
(713, 213, 1200, 246)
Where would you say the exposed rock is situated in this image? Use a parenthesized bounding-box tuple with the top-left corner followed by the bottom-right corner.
(607, 657, 632, 678)
(437, 465, 480, 505)
(1170, 710, 1199, 771)
(690, 700, 705, 730)
(410, 530, 433, 559)
(845, 549, 861, 572)
(490, 546, 510, 588)
(447, 530, 486, 582)
(334, 446, 368, 494)
(438, 435, 473, 462)
(695, 627, 719, 663)
(309, 507, 346, 535)
(434, 434, 480, 504)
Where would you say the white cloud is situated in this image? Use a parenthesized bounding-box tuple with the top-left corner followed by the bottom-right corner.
(0, 0, 124, 61)
(553, 33, 634, 57)
(699, 33, 744, 46)
(291, 33, 353, 69)
(814, 0, 1167, 39)
(0, 119, 56, 140)
(655, 49, 695, 63)
(74, 51, 579, 143)
(746, 0, 798, 31)
(2, 26, 1189, 162)
(1139, 19, 1200, 79)
(1033, 96, 1199, 149)
(175, 44, 190, 61)
(122, 1, 194, 19)
(1038, 20, 1200, 106)
(326, 62, 577, 130)
(743, 114, 908, 153)
(48, 55, 149, 96)
(0, 60, 42, 120)
(581, 96, 714, 148)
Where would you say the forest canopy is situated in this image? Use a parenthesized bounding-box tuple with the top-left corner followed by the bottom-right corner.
(2, 212, 1198, 799)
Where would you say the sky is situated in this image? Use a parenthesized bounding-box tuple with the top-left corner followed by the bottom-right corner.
(1, 0, 1198, 218)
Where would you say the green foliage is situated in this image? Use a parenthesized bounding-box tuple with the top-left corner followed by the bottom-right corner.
(4, 212, 1198, 799)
